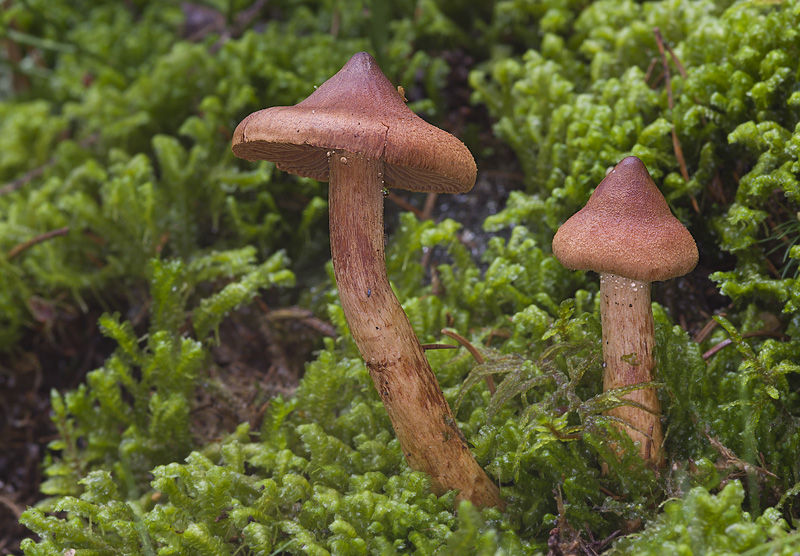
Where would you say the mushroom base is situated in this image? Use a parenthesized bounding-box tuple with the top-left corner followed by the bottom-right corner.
(599, 273, 664, 465)
(328, 150, 503, 508)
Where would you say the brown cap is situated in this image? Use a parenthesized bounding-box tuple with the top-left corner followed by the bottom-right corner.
(231, 52, 476, 194)
(552, 156, 698, 282)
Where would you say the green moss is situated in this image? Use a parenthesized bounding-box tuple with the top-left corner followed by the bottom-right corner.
(612, 481, 800, 555)
(1, 0, 484, 349)
(10, 0, 800, 553)
(21, 210, 732, 554)
(33, 250, 293, 504)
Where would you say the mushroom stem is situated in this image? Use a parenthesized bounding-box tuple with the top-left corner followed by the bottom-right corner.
(328, 150, 504, 508)
(599, 273, 664, 464)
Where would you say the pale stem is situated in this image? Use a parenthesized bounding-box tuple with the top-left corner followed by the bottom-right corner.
(599, 273, 664, 464)
(327, 150, 503, 507)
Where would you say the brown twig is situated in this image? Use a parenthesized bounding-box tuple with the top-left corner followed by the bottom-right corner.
(386, 191, 438, 222)
(0, 494, 24, 520)
(598, 486, 624, 501)
(486, 326, 511, 347)
(259, 303, 337, 338)
(421, 192, 438, 220)
(0, 165, 49, 197)
(702, 330, 789, 361)
(653, 27, 699, 214)
(694, 314, 723, 343)
(702, 428, 779, 478)
(2, 1, 31, 93)
(0, 134, 98, 197)
(591, 528, 622, 554)
(665, 41, 688, 80)
(548, 484, 584, 556)
(386, 191, 426, 220)
(441, 329, 484, 363)
(708, 171, 727, 205)
(441, 328, 496, 394)
(6, 227, 70, 260)
(644, 57, 659, 84)
(421, 343, 457, 350)
(764, 256, 783, 279)
(329, 6, 341, 36)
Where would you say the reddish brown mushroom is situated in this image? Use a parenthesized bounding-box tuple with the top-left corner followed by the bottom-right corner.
(552, 156, 698, 464)
(231, 52, 502, 507)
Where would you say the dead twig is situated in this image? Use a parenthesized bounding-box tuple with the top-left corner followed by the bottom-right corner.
(386, 191, 426, 219)
(587, 526, 621, 554)
(386, 191, 438, 221)
(0, 134, 98, 197)
(441, 328, 496, 394)
(547, 485, 584, 556)
(694, 313, 725, 343)
(184, 0, 270, 51)
(261, 305, 337, 338)
(644, 56, 659, 84)
(664, 40, 688, 79)
(702, 330, 789, 361)
(6, 227, 70, 260)
(0, 495, 24, 520)
(421, 343, 457, 351)
(0, 165, 48, 197)
(702, 428, 779, 479)
(421, 192, 438, 220)
(2, 1, 31, 93)
(653, 27, 699, 214)
(486, 326, 512, 346)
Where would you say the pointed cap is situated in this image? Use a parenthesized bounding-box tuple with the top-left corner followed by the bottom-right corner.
(231, 52, 476, 194)
(552, 156, 698, 282)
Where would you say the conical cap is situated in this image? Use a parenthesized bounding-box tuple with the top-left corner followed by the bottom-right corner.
(232, 52, 476, 194)
(552, 156, 698, 282)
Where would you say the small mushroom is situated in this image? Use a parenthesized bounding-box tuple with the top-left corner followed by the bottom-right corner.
(552, 156, 698, 464)
(232, 52, 502, 507)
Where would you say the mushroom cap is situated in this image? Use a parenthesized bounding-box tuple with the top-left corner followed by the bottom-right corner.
(231, 52, 476, 194)
(552, 156, 698, 282)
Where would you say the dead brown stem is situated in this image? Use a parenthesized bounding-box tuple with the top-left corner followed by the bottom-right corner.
(421, 192, 438, 220)
(263, 306, 337, 338)
(386, 191, 426, 219)
(653, 27, 698, 214)
(1, 135, 97, 197)
(441, 328, 497, 394)
(421, 343, 458, 351)
(702, 330, 789, 361)
(7, 227, 70, 260)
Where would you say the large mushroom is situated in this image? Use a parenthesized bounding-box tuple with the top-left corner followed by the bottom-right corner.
(232, 52, 502, 507)
(552, 156, 698, 464)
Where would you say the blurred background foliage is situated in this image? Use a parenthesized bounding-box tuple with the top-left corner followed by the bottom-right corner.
(1, 0, 799, 554)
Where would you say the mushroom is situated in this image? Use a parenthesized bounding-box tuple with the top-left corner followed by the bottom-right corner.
(552, 156, 698, 464)
(231, 52, 502, 507)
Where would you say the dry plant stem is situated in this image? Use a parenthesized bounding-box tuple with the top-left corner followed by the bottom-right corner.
(702, 330, 788, 361)
(328, 150, 503, 508)
(599, 273, 664, 464)
(7, 226, 70, 260)
(441, 328, 496, 394)
(653, 27, 698, 214)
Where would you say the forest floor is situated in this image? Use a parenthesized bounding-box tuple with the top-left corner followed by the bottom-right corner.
(0, 47, 730, 554)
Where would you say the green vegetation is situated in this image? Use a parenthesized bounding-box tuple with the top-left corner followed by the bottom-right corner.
(2, 0, 799, 554)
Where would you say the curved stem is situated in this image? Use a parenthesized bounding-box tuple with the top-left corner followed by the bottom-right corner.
(599, 273, 664, 464)
(328, 150, 503, 507)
